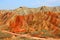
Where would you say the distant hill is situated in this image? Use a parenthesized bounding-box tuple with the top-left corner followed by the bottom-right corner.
(0, 6, 60, 14)
(14, 6, 60, 14)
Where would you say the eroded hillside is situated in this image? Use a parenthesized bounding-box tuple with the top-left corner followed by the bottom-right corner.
(0, 6, 60, 40)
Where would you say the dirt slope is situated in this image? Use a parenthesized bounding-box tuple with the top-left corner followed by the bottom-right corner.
(0, 6, 60, 40)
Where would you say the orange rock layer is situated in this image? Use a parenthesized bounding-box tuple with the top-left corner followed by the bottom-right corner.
(0, 11, 60, 38)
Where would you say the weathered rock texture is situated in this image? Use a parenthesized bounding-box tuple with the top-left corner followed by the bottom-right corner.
(0, 6, 60, 40)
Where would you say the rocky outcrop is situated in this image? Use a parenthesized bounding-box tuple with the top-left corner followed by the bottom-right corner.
(0, 6, 60, 40)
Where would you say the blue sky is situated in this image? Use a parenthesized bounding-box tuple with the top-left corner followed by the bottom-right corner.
(0, 0, 60, 10)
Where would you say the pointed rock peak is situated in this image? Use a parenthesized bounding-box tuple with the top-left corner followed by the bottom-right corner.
(41, 6, 48, 8)
(40, 6, 49, 9)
